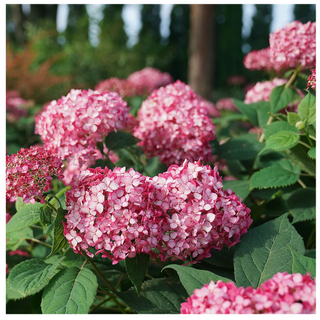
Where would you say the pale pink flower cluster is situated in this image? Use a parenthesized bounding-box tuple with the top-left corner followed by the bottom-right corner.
(307, 68, 316, 90)
(6, 146, 64, 204)
(243, 47, 285, 73)
(244, 78, 287, 104)
(127, 67, 174, 95)
(134, 81, 216, 166)
(64, 160, 252, 264)
(181, 272, 316, 314)
(216, 98, 238, 111)
(244, 78, 304, 113)
(196, 97, 220, 118)
(94, 77, 138, 97)
(269, 21, 316, 71)
(35, 89, 129, 167)
(6, 90, 32, 122)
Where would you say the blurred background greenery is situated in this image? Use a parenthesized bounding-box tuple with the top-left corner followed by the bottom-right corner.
(6, 4, 316, 105)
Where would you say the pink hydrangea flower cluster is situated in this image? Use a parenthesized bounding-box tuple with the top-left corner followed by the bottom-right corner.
(244, 78, 287, 104)
(243, 47, 286, 73)
(6, 146, 64, 204)
(181, 272, 316, 314)
(6, 90, 32, 122)
(151, 160, 252, 261)
(244, 78, 304, 113)
(127, 67, 174, 95)
(64, 160, 252, 264)
(35, 89, 129, 167)
(94, 77, 138, 97)
(227, 75, 246, 85)
(269, 20, 316, 71)
(216, 98, 238, 111)
(307, 68, 316, 90)
(134, 81, 216, 166)
(196, 97, 220, 118)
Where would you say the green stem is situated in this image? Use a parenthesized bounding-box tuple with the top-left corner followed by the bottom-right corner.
(89, 296, 112, 313)
(285, 65, 301, 89)
(26, 238, 52, 248)
(300, 173, 316, 178)
(306, 226, 315, 249)
(297, 178, 307, 189)
(297, 140, 312, 149)
(80, 250, 117, 292)
(258, 115, 273, 143)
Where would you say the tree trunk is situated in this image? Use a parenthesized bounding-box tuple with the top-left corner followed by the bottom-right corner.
(188, 4, 215, 99)
(11, 4, 26, 46)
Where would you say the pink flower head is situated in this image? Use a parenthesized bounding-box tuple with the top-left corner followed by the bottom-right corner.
(243, 47, 286, 73)
(127, 67, 174, 95)
(227, 75, 246, 85)
(196, 96, 221, 118)
(6, 90, 32, 122)
(269, 20, 316, 71)
(307, 68, 316, 90)
(134, 81, 216, 166)
(216, 98, 238, 111)
(244, 78, 287, 104)
(244, 78, 304, 113)
(6, 212, 11, 223)
(150, 160, 252, 262)
(6, 146, 64, 204)
(64, 167, 164, 264)
(181, 272, 316, 314)
(35, 89, 129, 167)
(94, 77, 138, 97)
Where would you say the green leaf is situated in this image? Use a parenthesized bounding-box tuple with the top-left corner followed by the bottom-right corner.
(223, 180, 250, 200)
(218, 134, 264, 160)
(308, 147, 316, 159)
(41, 267, 98, 314)
(40, 204, 52, 225)
(211, 113, 247, 124)
(270, 84, 294, 113)
(232, 99, 270, 127)
(6, 227, 33, 251)
(234, 213, 305, 288)
(116, 278, 188, 314)
(284, 143, 315, 175)
(6, 280, 24, 301)
(298, 92, 316, 124)
(104, 131, 140, 150)
(288, 246, 316, 279)
(202, 246, 235, 269)
(263, 121, 299, 140)
(47, 208, 69, 258)
(6, 202, 43, 234)
(125, 253, 150, 296)
(259, 130, 300, 155)
(92, 157, 115, 170)
(7, 257, 64, 297)
(15, 197, 28, 212)
(286, 188, 315, 224)
(250, 159, 300, 190)
(163, 264, 233, 296)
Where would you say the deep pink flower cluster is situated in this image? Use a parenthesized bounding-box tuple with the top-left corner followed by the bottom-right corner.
(227, 75, 246, 85)
(307, 68, 316, 90)
(35, 89, 129, 167)
(94, 77, 138, 97)
(127, 67, 174, 95)
(134, 81, 216, 166)
(6, 90, 32, 122)
(269, 21, 316, 71)
(181, 272, 316, 314)
(244, 78, 287, 104)
(151, 160, 252, 261)
(243, 47, 286, 73)
(6, 146, 64, 204)
(216, 98, 238, 111)
(64, 160, 252, 264)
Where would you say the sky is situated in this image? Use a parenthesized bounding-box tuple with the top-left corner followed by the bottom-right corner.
(23, 3, 296, 48)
